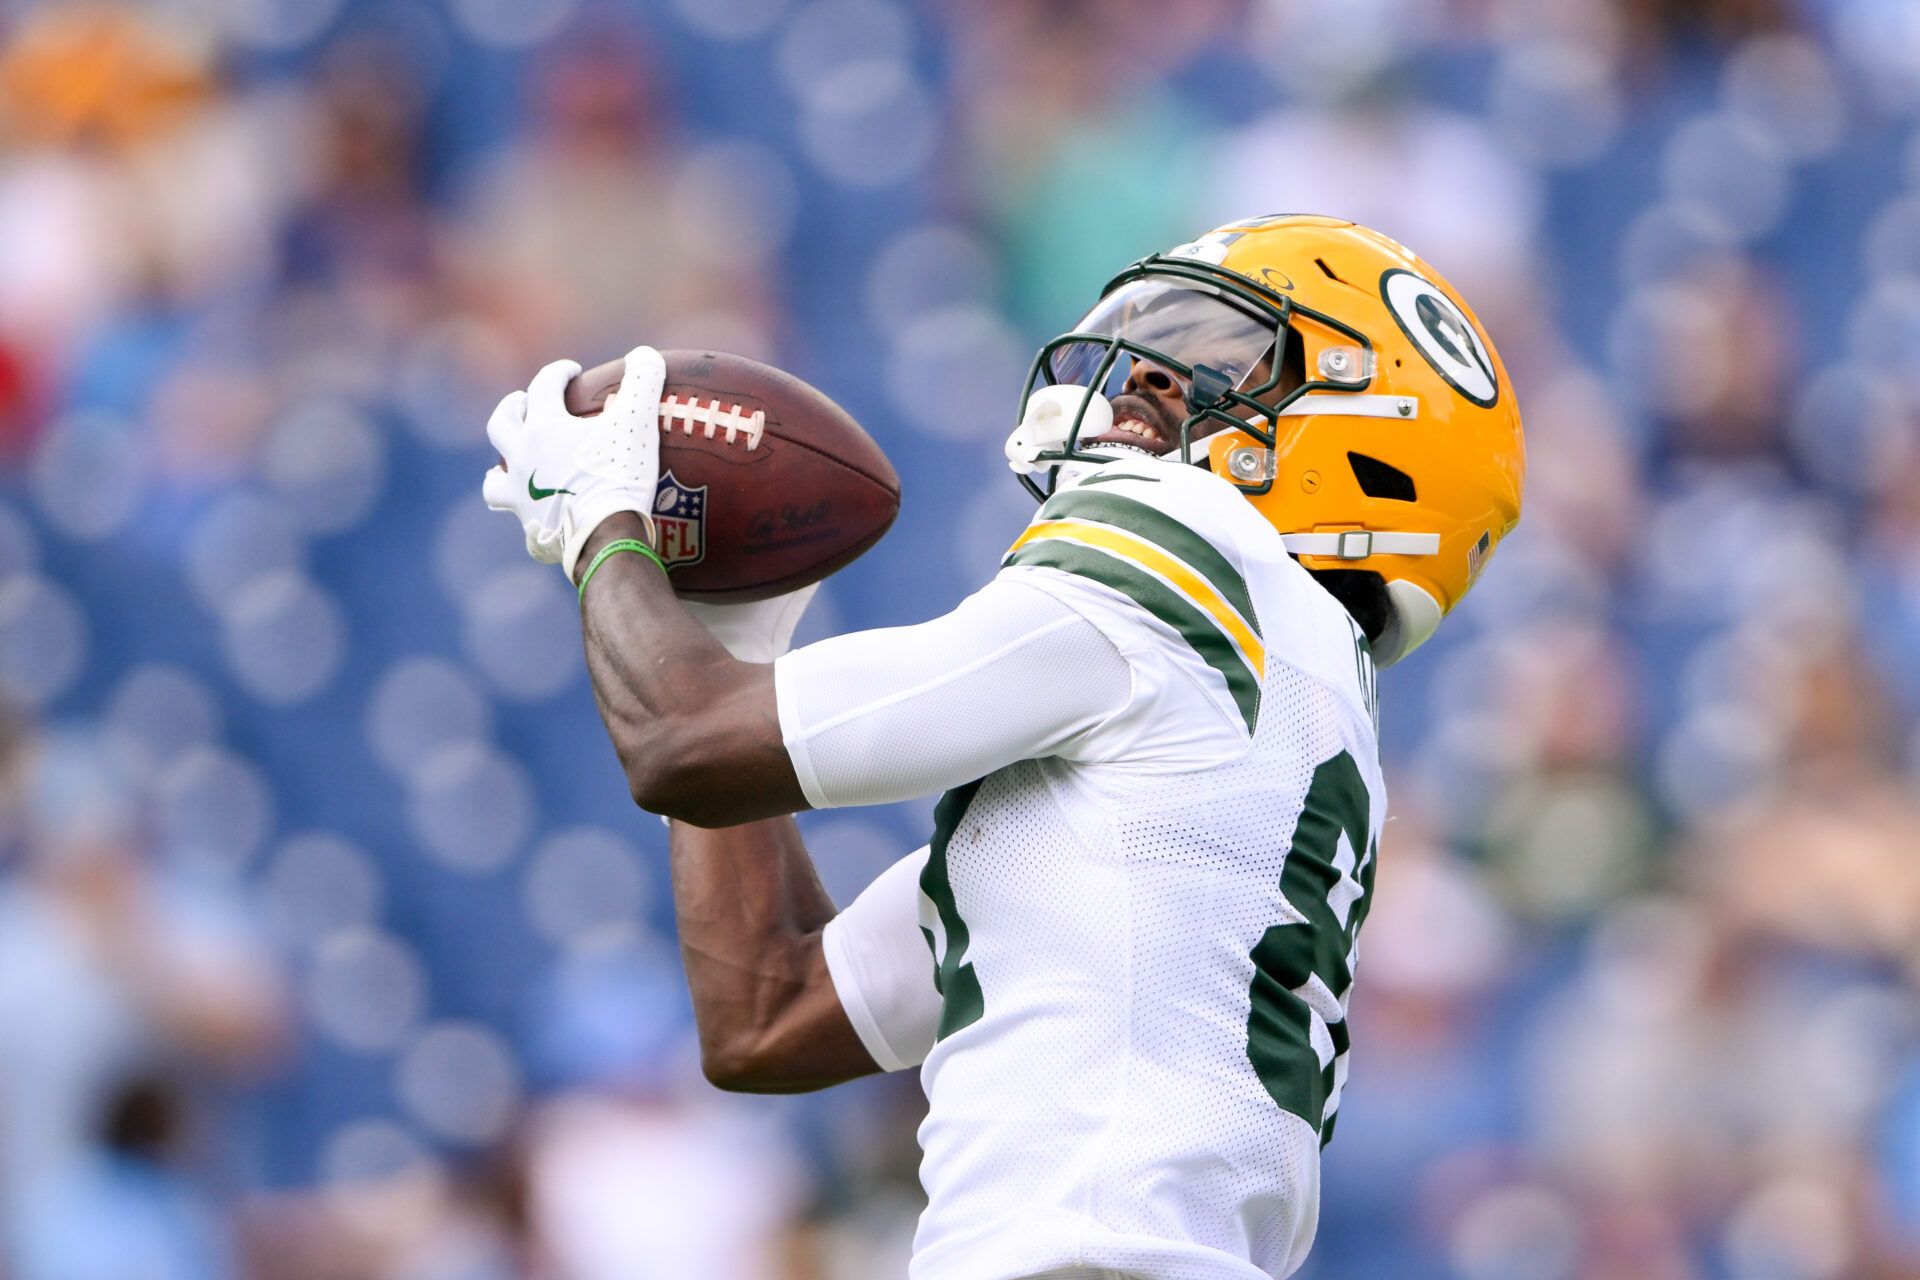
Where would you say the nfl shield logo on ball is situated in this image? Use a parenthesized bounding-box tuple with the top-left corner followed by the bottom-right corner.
(652, 470, 707, 567)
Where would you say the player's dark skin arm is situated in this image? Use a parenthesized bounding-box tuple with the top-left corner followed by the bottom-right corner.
(667, 816, 884, 1092)
(574, 512, 807, 827)
(574, 511, 880, 1091)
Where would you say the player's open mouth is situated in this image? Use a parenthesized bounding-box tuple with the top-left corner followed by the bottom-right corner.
(1081, 405, 1177, 458)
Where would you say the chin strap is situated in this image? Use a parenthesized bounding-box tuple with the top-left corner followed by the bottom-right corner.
(1272, 393, 1420, 421)
(1280, 530, 1441, 559)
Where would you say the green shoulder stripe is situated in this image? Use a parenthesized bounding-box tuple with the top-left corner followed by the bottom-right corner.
(1006, 539, 1261, 733)
(1037, 489, 1260, 639)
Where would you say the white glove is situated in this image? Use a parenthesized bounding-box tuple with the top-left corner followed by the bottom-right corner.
(483, 346, 666, 578)
(682, 585, 819, 662)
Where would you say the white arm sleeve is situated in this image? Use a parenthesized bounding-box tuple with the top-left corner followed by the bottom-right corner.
(774, 578, 1134, 810)
(821, 847, 937, 1072)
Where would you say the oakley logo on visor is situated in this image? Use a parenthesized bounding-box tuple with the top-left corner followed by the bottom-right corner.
(1380, 268, 1499, 408)
(1165, 216, 1295, 269)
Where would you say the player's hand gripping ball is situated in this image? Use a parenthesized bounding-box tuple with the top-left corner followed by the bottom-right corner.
(483, 345, 666, 578)
(487, 348, 900, 601)
(563, 349, 899, 603)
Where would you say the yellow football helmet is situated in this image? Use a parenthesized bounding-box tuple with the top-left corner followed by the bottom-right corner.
(1009, 214, 1525, 666)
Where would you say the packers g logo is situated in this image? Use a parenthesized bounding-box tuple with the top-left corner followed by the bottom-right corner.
(1379, 268, 1499, 408)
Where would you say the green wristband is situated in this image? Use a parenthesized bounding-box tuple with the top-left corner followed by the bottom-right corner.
(577, 538, 668, 602)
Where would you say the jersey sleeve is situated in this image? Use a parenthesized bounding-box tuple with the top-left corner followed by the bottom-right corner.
(821, 847, 937, 1072)
(773, 577, 1134, 810)
(997, 465, 1268, 764)
(775, 465, 1268, 806)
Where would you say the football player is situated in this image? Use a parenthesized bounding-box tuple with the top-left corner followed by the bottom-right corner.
(484, 215, 1524, 1280)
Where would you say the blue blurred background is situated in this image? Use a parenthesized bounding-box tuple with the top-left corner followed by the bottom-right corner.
(2, 0, 1919, 1275)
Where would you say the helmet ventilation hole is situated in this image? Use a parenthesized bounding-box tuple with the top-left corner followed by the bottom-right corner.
(1348, 452, 1417, 501)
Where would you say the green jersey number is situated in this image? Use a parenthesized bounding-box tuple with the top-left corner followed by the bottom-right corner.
(1246, 749, 1378, 1145)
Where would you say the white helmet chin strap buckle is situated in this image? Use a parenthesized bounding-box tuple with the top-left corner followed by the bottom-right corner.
(1006, 386, 1114, 476)
(1280, 530, 1441, 559)
(1284, 530, 1448, 668)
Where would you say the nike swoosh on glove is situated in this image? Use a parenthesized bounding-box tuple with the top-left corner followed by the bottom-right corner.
(483, 345, 666, 578)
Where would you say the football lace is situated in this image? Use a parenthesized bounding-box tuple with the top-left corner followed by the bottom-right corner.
(660, 394, 766, 450)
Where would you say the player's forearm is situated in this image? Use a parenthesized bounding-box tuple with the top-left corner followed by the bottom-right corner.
(669, 816, 883, 1092)
(576, 514, 809, 825)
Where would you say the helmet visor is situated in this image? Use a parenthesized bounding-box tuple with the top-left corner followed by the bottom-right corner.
(1042, 277, 1283, 399)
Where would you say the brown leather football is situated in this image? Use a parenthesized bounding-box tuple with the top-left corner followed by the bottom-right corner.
(564, 349, 900, 602)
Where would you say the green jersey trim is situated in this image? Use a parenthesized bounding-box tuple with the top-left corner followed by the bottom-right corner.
(1036, 489, 1261, 638)
(1003, 539, 1262, 733)
(920, 780, 986, 1040)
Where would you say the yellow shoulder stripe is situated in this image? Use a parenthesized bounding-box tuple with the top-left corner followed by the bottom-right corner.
(1008, 518, 1266, 674)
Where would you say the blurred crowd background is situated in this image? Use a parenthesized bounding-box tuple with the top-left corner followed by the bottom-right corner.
(0, 0, 1917, 1276)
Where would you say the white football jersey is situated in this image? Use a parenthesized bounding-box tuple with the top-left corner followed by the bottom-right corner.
(810, 458, 1386, 1280)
